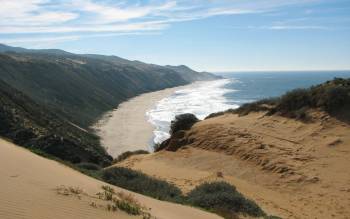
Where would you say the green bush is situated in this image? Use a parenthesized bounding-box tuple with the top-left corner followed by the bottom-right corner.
(186, 181, 265, 218)
(205, 78, 350, 122)
(113, 150, 149, 163)
(76, 162, 102, 171)
(276, 88, 311, 113)
(234, 98, 278, 116)
(170, 113, 199, 134)
(98, 168, 271, 218)
(322, 86, 350, 112)
(101, 167, 184, 202)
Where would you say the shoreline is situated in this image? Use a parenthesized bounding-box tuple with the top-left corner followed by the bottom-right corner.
(93, 83, 199, 158)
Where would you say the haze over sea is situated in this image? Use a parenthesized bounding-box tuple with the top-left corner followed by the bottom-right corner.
(147, 71, 350, 145)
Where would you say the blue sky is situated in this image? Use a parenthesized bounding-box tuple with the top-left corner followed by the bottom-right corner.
(0, 0, 349, 71)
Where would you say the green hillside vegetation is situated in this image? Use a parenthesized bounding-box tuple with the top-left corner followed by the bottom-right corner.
(85, 166, 272, 219)
(0, 79, 112, 166)
(207, 78, 350, 122)
(0, 44, 219, 128)
(0, 44, 218, 166)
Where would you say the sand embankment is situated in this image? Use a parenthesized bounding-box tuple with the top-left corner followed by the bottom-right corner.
(116, 111, 350, 219)
(93, 84, 197, 157)
(0, 138, 221, 219)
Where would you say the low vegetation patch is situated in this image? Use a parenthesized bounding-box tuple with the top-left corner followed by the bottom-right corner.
(97, 185, 150, 217)
(186, 181, 265, 218)
(76, 162, 102, 171)
(170, 113, 199, 134)
(99, 167, 279, 218)
(56, 184, 152, 218)
(101, 167, 184, 202)
(155, 113, 199, 151)
(113, 150, 149, 163)
(206, 78, 350, 122)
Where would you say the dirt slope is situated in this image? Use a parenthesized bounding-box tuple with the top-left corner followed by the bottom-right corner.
(117, 112, 350, 219)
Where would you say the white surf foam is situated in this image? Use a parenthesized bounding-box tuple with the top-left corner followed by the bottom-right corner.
(146, 79, 238, 147)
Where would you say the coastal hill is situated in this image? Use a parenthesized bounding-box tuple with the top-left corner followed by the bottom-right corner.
(116, 78, 350, 218)
(0, 79, 112, 166)
(0, 44, 219, 166)
(0, 43, 219, 128)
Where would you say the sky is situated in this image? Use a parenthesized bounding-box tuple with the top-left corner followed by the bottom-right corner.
(0, 0, 349, 72)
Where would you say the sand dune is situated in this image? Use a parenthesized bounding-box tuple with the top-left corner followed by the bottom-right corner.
(116, 111, 350, 219)
(0, 138, 221, 219)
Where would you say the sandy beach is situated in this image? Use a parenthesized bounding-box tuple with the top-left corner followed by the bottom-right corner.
(93, 83, 198, 157)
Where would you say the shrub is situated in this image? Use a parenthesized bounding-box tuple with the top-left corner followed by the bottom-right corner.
(276, 88, 311, 114)
(113, 150, 149, 163)
(322, 86, 350, 112)
(170, 113, 199, 134)
(234, 98, 278, 116)
(207, 78, 350, 123)
(186, 181, 265, 217)
(101, 167, 184, 202)
(76, 162, 102, 171)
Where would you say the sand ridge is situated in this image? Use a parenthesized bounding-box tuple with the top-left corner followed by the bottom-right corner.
(0, 138, 221, 219)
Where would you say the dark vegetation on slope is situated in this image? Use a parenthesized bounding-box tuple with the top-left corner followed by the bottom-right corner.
(78, 165, 272, 218)
(101, 167, 184, 203)
(0, 79, 112, 166)
(0, 43, 218, 166)
(155, 113, 199, 151)
(0, 44, 219, 128)
(112, 150, 150, 163)
(187, 182, 265, 218)
(207, 78, 350, 122)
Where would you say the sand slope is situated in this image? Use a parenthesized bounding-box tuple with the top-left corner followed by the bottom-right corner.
(117, 111, 350, 219)
(0, 138, 221, 219)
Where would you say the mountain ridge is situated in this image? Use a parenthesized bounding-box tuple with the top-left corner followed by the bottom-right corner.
(0, 43, 219, 165)
(0, 44, 220, 128)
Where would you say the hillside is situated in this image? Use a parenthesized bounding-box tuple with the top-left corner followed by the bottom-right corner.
(0, 79, 112, 166)
(0, 43, 218, 165)
(0, 44, 219, 128)
(118, 78, 350, 218)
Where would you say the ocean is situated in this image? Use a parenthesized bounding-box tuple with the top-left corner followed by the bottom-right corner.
(146, 71, 350, 146)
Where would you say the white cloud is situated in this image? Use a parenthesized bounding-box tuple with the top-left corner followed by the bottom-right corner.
(268, 25, 329, 30)
(0, 0, 78, 25)
(0, 0, 323, 44)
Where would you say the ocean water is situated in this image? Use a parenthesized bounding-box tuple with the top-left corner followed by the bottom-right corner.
(146, 71, 350, 146)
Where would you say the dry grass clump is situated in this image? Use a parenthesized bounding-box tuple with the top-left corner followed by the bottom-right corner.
(97, 185, 152, 218)
(55, 184, 153, 218)
(55, 185, 84, 199)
